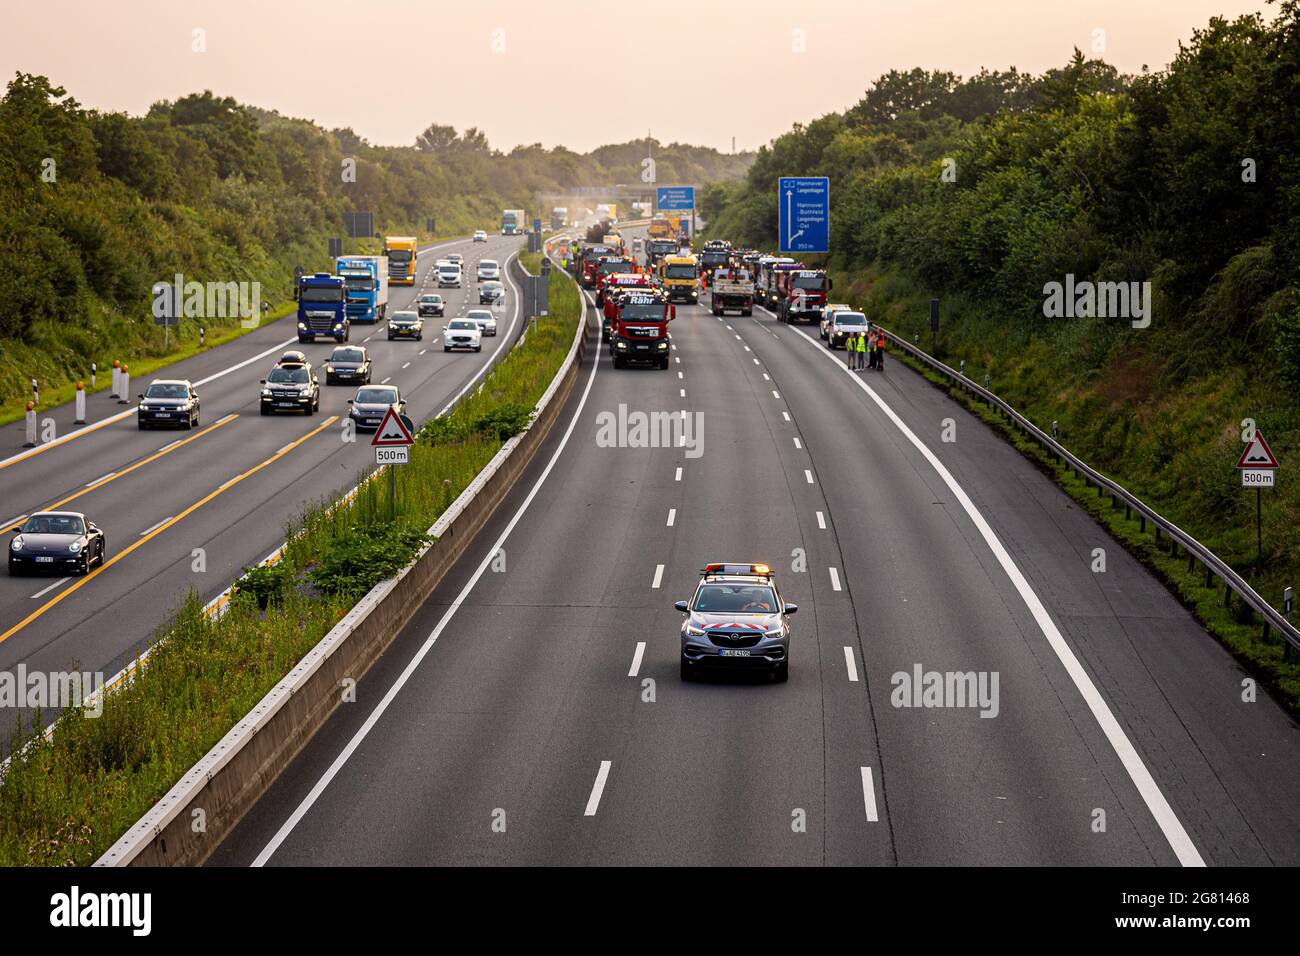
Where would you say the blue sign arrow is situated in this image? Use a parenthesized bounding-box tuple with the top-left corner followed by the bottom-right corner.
(656, 186, 695, 211)
(777, 177, 829, 254)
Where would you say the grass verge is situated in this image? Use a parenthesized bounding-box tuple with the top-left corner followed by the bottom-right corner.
(0, 255, 583, 865)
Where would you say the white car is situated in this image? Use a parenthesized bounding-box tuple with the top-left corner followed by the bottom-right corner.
(819, 303, 854, 340)
(477, 259, 500, 282)
(447, 253, 464, 268)
(437, 261, 461, 288)
(465, 308, 498, 337)
(443, 317, 482, 352)
(473, 230, 488, 243)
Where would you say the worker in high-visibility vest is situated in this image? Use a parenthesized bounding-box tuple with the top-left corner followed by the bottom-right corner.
(875, 330, 886, 370)
(844, 330, 858, 369)
(857, 328, 869, 370)
(865, 326, 877, 370)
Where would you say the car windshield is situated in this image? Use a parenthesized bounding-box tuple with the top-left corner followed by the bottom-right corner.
(448, 320, 477, 330)
(793, 274, 826, 290)
(694, 583, 778, 613)
(145, 383, 188, 399)
(342, 276, 373, 291)
(482, 283, 502, 292)
(268, 367, 309, 384)
(392, 313, 418, 323)
(836, 313, 866, 325)
(356, 388, 397, 404)
(701, 252, 728, 266)
(387, 250, 412, 263)
(421, 296, 441, 303)
(332, 349, 364, 363)
(467, 311, 493, 321)
(22, 514, 84, 535)
(599, 260, 630, 274)
(479, 261, 498, 269)
(300, 286, 343, 303)
(440, 266, 458, 274)
(665, 265, 695, 279)
(621, 301, 664, 320)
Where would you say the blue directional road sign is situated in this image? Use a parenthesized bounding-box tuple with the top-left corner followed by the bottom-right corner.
(533, 217, 542, 233)
(777, 177, 829, 254)
(656, 186, 695, 210)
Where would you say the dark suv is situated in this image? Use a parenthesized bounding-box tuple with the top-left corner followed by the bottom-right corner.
(260, 357, 320, 415)
(675, 563, 797, 682)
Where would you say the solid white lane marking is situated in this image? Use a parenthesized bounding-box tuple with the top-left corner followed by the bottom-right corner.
(628, 642, 646, 678)
(861, 767, 879, 822)
(816, 510, 826, 529)
(651, 564, 665, 589)
(829, 567, 842, 591)
(585, 760, 612, 816)
(139, 516, 174, 536)
(784, 321, 1205, 867)
(804, 469, 814, 484)
(844, 646, 859, 682)
(29, 577, 71, 600)
(666, 509, 676, 527)
(675, 467, 682, 481)
(251, 269, 599, 867)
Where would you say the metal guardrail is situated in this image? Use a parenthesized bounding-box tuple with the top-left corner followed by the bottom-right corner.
(882, 328, 1300, 655)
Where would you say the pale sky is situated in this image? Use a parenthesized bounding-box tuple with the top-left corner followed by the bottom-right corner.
(0, 0, 1275, 153)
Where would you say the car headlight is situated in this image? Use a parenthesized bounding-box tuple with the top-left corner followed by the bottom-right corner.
(261, 388, 272, 397)
(685, 624, 705, 637)
(324, 364, 334, 372)
(657, 340, 669, 349)
(11, 537, 22, 551)
(69, 542, 81, 554)
(615, 341, 627, 349)
(763, 626, 785, 639)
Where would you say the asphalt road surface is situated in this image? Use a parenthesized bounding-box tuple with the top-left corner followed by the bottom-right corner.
(209, 226, 1299, 866)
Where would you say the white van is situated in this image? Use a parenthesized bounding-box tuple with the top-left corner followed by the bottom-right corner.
(437, 260, 461, 288)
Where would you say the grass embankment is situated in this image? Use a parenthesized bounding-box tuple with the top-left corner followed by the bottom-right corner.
(851, 266, 1300, 713)
(0, 256, 582, 866)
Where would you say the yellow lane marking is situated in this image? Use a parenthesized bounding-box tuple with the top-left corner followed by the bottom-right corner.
(0, 416, 338, 647)
(0, 415, 239, 534)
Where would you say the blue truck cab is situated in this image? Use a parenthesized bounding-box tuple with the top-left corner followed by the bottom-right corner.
(297, 273, 349, 343)
(335, 256, 389, 325)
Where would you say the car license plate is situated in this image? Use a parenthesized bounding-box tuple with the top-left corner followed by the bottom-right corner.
(636, 344, 648, 350)
(719, 648, 751, 657)
(35, 556, 54, 563)
(155, 412, 171, 417)
(278, 402, 296, 407)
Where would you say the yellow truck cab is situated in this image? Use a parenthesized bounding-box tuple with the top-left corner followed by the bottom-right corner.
(658, 254, 698, 304)
(384, 236, 418, 286)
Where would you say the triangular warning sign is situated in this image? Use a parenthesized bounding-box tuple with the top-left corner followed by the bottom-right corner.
(371, 406, 415, 446)
(1236, 431, 1279, 469)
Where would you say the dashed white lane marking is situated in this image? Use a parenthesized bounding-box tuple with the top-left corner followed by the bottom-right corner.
(793, 437, 802, 449)
(86, 471, 115, 487)
(816, 511, 826, 529)
(29, 577, 71, 600)
(675, 467, 682, 481)
(677, 371, 683, 379)
(628, 642, 646, 678)
(679, 388, 685, 398)
(804, 469, 814, 484)
(585, 760, 613, 816)
(861, 767, 879, 822)
(1, 514, 28, 530)
(844, 646, 859, 682)
(419, 349, 427, 355)
(753, 358, 760, 366)
(829, 567, 842, 591)
(651, 564, 665, 589)
(763, 373, 770, 381)
(772, 390, 780, 399)
(666, 509, 676, 527)
(402, 362, 410, 370)
(782, 412, 791, 422)
(381, 377, 391, 384)
(139, 516, 174, 536)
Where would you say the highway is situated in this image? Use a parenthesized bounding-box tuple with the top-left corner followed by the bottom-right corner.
(208, 225, 1300, 866)
(0, 232, 525, 734)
